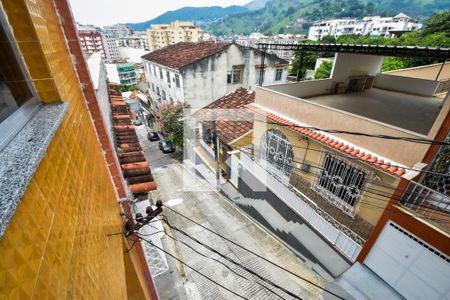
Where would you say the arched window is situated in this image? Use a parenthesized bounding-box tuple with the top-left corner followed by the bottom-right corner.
(260, 129, 294, 177)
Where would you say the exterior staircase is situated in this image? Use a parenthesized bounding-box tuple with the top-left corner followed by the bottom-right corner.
(221, 182, 351, 279)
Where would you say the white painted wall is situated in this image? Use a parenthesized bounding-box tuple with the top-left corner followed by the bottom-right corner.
(143, 61, 184, 111)
(143, 44, 288, 111)
(266, 79, 333, 98)
(331, 53, 384, 85)
(374, 74, 440, 96)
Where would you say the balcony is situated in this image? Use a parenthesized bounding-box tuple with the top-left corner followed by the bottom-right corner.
(257, 74, 450, 167)
(400, 181, 450, 233)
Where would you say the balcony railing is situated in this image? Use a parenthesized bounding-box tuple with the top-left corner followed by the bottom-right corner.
(400, 181, 450, 232)
(239, 150, 364, 261)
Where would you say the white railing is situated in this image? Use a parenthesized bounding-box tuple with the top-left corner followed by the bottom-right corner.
(239, 151, 364, 261)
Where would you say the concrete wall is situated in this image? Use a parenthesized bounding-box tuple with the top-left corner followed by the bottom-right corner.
(331, 53, 384, 85)
(255, 87, 432, 167)
(374, 73, 439, 96)
(144, 61, 184, 109)
(266, 79, 333, 98)
(385, 62, 450, 81)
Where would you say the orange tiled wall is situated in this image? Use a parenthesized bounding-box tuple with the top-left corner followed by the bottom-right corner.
(0, 0, 138, 298)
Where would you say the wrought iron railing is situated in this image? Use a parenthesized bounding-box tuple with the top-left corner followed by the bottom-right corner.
(400, 181, 450, 232)
(241, 149, 366, 247)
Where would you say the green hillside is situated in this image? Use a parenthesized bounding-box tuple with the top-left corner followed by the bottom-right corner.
(206, 0, 450, 36)
(128, 6, 248, 31)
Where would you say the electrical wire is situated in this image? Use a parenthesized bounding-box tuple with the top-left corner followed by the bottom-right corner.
(259, 118, 450, 146)
(158, 217, 304, 300)
(161, 205, 346, 299)
(137, 235, 251, 300)
(145, 225, 288, 300)
(234, 131, 450, 178)
(241, 150, 450, 221)
(239, 147, 450, 208)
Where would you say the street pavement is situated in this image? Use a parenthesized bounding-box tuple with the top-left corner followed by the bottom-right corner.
(135, 125, 328, 300)
(135, 124, 179, 169)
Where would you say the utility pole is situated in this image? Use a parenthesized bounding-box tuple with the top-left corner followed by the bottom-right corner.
(211, 118, 221, 191)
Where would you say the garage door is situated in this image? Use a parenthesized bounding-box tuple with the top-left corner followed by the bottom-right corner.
(365, 222, 450, 300)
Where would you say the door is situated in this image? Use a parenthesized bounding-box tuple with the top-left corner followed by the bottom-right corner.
(364, 222, 450, 299)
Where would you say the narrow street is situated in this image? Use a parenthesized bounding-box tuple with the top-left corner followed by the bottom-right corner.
(135, 126, 327, 300)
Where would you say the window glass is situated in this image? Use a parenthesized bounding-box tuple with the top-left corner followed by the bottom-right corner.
(275, 68, 283, 81)
(175, 75, 180, 88)
(0, 22, 33, 122)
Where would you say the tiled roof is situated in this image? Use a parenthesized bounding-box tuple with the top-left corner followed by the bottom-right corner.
(141, 42, 232, 69)
(108, 84, 157, 194)
(196, 88, 255, 145)
(247, 103, 407, 177)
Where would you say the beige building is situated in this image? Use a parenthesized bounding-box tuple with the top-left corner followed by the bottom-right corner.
(147, 21, 203, 52)
(223, 44, 450, 283)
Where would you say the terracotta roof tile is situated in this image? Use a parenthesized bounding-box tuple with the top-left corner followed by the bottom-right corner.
(195, 88, 255, 145)
(141, 42, 232, 70)
(108, 83, 157, 194)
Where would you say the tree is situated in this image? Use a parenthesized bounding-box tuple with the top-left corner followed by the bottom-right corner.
(314, 61, 333, 79)
(155, 102, 188, 151)
(421, 12, 450, 37)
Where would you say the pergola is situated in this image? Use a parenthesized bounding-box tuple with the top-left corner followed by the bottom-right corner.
(256, 42, 450, 84)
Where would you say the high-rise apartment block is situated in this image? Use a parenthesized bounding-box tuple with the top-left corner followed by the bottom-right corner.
(77, 24, 119, 62)
(147, 21, 203, 52)
(308, 13, 422, 41)
(77, 24, 106, 58)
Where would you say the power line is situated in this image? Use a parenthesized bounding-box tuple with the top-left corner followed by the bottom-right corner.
(138, 235, 251, 300)
(160, 217, 304, 300)
(162, 205, 345, 299)
(259, 118, 450, 146)
(240, 149, 450, 220)
(146, 225, 288, 300)
(235, 131, 450, 178)
(239, 147, 450, 208)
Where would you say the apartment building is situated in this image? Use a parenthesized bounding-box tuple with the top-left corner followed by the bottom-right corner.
(77, 23, 119, 62)
(103, 23, 134, 39)
(308, 13, 422, 40)
(227, 44, 450, 298)
(116, 63, 138, 87)
(141, 42, 288, 111)
(236, 34, 306, 63)
(102, 32, 120, 62)
(0, 0, 159, 298)
(147, 21, 203, 52)
(119, 31, 149, 50)
(77, 23, 106, 58)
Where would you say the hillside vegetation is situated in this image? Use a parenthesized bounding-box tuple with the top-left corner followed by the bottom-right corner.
(291, 12, 450, 76)
(206, 0, 450, 36)
(129, 6, 248, 31)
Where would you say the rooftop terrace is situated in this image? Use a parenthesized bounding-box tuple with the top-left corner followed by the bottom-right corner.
(305, 88, 445, 135)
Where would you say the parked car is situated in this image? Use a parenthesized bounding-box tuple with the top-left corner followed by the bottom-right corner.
(147, 131, 160, 141)
(158, 140, 175, 153)
(133, 119, 142, 126)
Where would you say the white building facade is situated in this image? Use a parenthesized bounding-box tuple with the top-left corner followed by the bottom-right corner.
(141, 43, 288, 111)
(308, 13, 422, 40)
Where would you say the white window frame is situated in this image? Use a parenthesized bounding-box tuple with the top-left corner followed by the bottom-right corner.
(0, 5, 41, 151)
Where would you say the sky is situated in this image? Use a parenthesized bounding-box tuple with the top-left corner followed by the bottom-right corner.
(69, 0, 250, 26)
